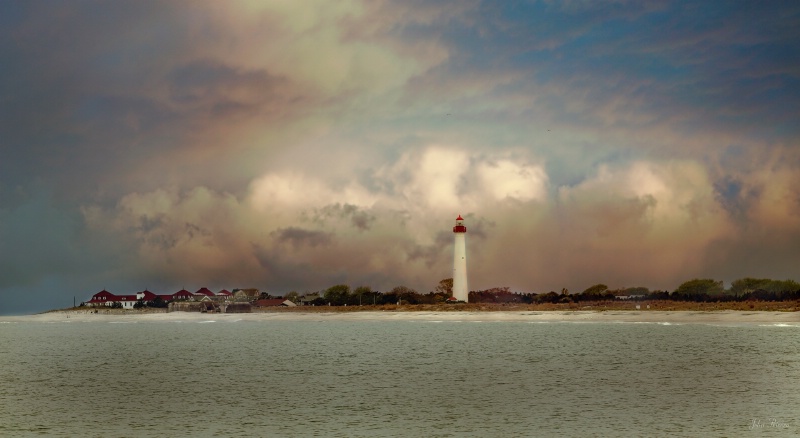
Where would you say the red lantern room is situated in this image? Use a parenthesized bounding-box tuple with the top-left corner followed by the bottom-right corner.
(453, 215, 467, 233)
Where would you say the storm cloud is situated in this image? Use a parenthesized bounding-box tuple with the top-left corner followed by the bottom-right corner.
(1, 1, 799, 314)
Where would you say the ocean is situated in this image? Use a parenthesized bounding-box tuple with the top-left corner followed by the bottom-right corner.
(1, 315, 798, 437)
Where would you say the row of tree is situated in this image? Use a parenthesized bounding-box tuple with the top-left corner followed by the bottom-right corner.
(297, 277, 800, 306)
(666, 278, 800, 302)
(303, 285, 452, 306)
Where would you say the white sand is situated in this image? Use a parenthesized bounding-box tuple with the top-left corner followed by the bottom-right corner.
(3, 310, 798, 325)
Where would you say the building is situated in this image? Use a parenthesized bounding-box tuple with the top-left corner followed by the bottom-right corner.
(86, 290, 129, 308)
(452, 215, 469, 302)
(172, 289, 195, 301)
(86, 289, 192, 308)
(232, 288, 260, 302)
(194, 287, 215, 299)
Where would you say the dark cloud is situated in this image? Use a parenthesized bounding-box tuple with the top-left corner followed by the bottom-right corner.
(406, 231, 451, 267)
(713, 177, 750, 222)
(312, 203, 376, 231)
(0, 1, 317, 202)
(167, 59, 295, 117)
(461, 214, 493, 240)
(271, 227, 333, 248)
(1, 2, 185, 190)
(251, 243, 325, 290)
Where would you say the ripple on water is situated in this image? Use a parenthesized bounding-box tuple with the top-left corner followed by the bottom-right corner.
(0, 320, 798, 437)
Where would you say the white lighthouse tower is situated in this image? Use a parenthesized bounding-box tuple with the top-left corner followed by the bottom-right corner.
(452, 215, 469, 302)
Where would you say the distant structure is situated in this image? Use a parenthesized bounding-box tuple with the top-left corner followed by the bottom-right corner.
(452, 215, 469, 302)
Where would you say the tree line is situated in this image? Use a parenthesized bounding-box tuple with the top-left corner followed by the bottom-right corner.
(295, 277, 800, 306)
(94, 276, 800, 309)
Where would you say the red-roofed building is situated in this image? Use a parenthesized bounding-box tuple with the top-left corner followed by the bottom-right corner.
(86, 290, 117, 307)
(172, 289, 195, 301)
(86, 290, 138, 309)
(195, 287, 215, 298)
(215, 289, 232, 302)
(116, 294, 138, 308)
(85, 289, 173, 309)
(136, 290, 159, 301)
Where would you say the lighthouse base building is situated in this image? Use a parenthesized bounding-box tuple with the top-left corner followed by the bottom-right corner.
(452, 215, 469, 302)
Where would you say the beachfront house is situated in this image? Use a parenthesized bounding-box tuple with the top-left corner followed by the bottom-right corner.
(85, 287, 264, 310)
(232, 288, 260, 302)
(86, 290, 137, 309)
(86, 288, 203, 308)
(194, 287, 215, 299)
(173, 289, 195, 301)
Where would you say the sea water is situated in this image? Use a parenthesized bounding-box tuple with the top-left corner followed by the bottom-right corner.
(1, 317, 798, 437)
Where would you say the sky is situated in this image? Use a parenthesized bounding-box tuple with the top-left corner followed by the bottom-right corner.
(1, 0, 799, 314)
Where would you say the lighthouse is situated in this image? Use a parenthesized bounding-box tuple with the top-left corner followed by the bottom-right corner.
(452, 215, 469, 302)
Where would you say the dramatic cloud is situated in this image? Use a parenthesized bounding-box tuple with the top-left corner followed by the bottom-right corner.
(2, 1, 799, 314)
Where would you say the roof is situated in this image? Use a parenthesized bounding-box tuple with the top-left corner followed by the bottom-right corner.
(217, 289, 232, 296)
(138, 290, 158, 300)
(456, 215, 464, 221)
(87, 291, 138, 303)
(233, 289, 260, 297)
(90, 290, 116, 299)
(88, 290, 175, 303)
(195, 287, 215, 296)
(87, 290, 118, 303)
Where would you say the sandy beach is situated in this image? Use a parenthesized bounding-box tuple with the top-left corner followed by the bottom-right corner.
(3, 309, 798, 325)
